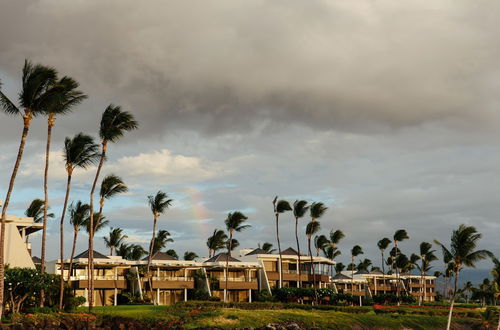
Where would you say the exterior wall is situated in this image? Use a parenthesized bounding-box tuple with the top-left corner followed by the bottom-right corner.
(3, 223, 35, 268)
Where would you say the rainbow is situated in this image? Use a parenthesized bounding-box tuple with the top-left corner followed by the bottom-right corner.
(185, 187, 211, 238)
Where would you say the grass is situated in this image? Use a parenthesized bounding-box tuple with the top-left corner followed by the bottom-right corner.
(81, 304, 481, 329)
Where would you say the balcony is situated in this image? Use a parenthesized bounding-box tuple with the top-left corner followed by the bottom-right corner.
(218, 278, 258, 290)
(70, 276, 127, 289)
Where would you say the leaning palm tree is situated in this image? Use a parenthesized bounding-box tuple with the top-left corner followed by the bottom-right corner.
(314, 235, 329, 257)
(58, 133, 99, 308)
(25, 199, 54, 224)
(103, 228, 128, 256)
(67, 201, 90, 284)
(306, 221, 321, 292)
(87, 104, 137, 310)
(293, 200, 309, 286)
(416, 242, 437, 305)
(224, 211, 250, 302)
(184, 251, 199, 261)
(151, 230, 174, 255)
(434, 225, 493, 330)
(393, 229, 409, 297)
(272, 197, 292, 288)
(308, 202, 327, 291)
(0, 61, 57, 317)
(350, 245, 363, 297)
(146, 191, 172, 304)
(84, 213, 109, 234)
(207, 229, 228, 257)
(40, 76, 86, 302)
(97, 175, 127, 230)
(258, 242, 276, 253)
(324, 246, 341, 276)
(377, 238, 392, 293)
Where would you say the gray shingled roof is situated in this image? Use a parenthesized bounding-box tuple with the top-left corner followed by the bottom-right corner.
(332, 273, 351, 280)
(74, 250, 109, 259)
(245, 248, 270, 256)
(205, 253, 240, 263)
(280, 247, 300, 255)
(142, 251, 177, 261)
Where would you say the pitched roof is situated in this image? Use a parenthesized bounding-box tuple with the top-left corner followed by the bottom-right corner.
(332, 273, 351, 280)
(245, 248, 270, 256)
(370, 269, 384, 275)
(354, 269, 370, 275)
(142, 251, 177, 261)
(32, 256, 42, 264)
(74, 250, 109, 259)
(280, 247, 299, 255)
(205, 253, 240, 263)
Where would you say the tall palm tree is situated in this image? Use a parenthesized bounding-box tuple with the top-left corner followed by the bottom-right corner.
(326, 229, 345, 278)
(462, 281, 474, 303)
(165, 249, 178, 259)
(0, 61, 57, 317)
(103, 228, 128, 256)
(224, 211, 250, 302)
(350, 245, 363, 295)
(87, 104, 137, 310)
(58, 133, 99, 308)
(151, 230, 173, 255)
(314, 235, 329, 257)
(41, 77, 86, 299)
(434, 225, 493, 330)
(306, 221, 321, 291)
(393, 229, 409, 297)
(416, 242, 437, 305)
(207, 229, 227, 257)
(272, 197, 292, 288)
(226, 238, 239, 252)
(357, 258, 372, 272)
(293, 200, 309, 286)
(25, 199, 54, 224)
(67, 201, 90, 284)
(377, 237, 391, 293)
(184, 251, 199, 261)
(84, 213, 109, 234)
(258, 242, 276, 253)
(97, 175, 127, 230)
(146, 191, 172, 304)
(308, 202, 327, 291)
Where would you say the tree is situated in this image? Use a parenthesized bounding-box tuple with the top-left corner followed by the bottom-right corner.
(377, 237, 392, 293)
(335, 262, 346, 274)
(224, 211, 250, 302)
(84, 213, 109, 234)
(272, 197, 292, 289)
(207, 229, 227, 257)
(103, 228, 128, 256)
(434, 225, 493, 330)
(25, 199, 54, 224)
(357, 258, 372, 272)
(416, 242, 437, 305)
(258, 242, 276, 253)
(293, 200, 309, 286)
(87, 104, 137, 311)
(151, 230, 174, 255)
(306, 221, 321, 291)
(314, 235, 329, 257)
(40, 76, 86, 310)
(165, 249, 178, 259)
(462, 281, 474, 303)
(350, 245, 363, 296)
(393, 229, 409, 297)
(491, 257, 500, 306)
(67, 201, 90, 282)
(184, 251, 199, 261)
(226, 238, 239, 252)
(117, 243, 147, 261)
(58, 133, 99, 309)
(0, 60, 57, 318)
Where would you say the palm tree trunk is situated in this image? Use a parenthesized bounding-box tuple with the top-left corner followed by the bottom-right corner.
(40, 117, 54, 307)
(351, 256, 355, 300)
(295, 217, 302, 287)
(58, 172, 72, 310)
(381, 251, 386, 294)
(68, 229, 79, 282)
(308, 237, 315, 295)
(225, 232, 233, 303)
(275, 214, 283, 289)
(147, 215, 158, 304)
(88, 144, 106, 311)
(446, 269, 460, 330)
(0, 112, 32, 320)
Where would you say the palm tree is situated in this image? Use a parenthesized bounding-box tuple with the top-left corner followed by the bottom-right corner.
(97, 175, 127, 230)
(58, 133, 99, 308)
(377, 238, 391, 293)
(117, 243, 147, 261)
(462, 281, 474, 303)
(350, 245, 363, 294)
(258, 242, 276, 253)
(434, 225, 493, 330)
(207, 229, 227, 257)
(87, 104, 137, 310)
(84, 213, 109, 234)
(272, 197, 292, 288)
(306, 221, 321, 291)
(103, 228, 128, 256)
(329, 229, 345, 249)
(40, 76, 86, 305)
(67, 201, 90, 283)
(491, 258, 500, 306)
(393, 229, 409, 297)
(416, 242, 437, 305)
(0, 61, 57, 317)
(151, 230, 174, 255)
(226, 238, 239, 252)
(25, 199, 54, 224)
(308, 202, 327, 291)
(165, 249, 178, 259)
(146, 191, 172, 304)
(224, 211, 250, 302)
(335, 262, 346, 274)
(293, 200, 309, 287)
(184, 251, 199, 261)
(314, 235, 329, 257)
(357, 258, 372, 272)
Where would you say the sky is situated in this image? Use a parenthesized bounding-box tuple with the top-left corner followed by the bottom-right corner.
(0, 0, 499, 274)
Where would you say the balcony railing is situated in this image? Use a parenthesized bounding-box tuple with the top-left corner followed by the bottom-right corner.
(217, 277, 257, 282)
(70, 275, 125, 281)
(282, 269, 330, 276)
(152, 276, 194, 281)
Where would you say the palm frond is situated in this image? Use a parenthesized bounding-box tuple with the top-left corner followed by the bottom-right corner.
(99, 104, 138, 143)
(100, 174, 128, 200)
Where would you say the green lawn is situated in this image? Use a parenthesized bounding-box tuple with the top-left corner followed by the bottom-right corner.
(81, 304, 481, 329)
